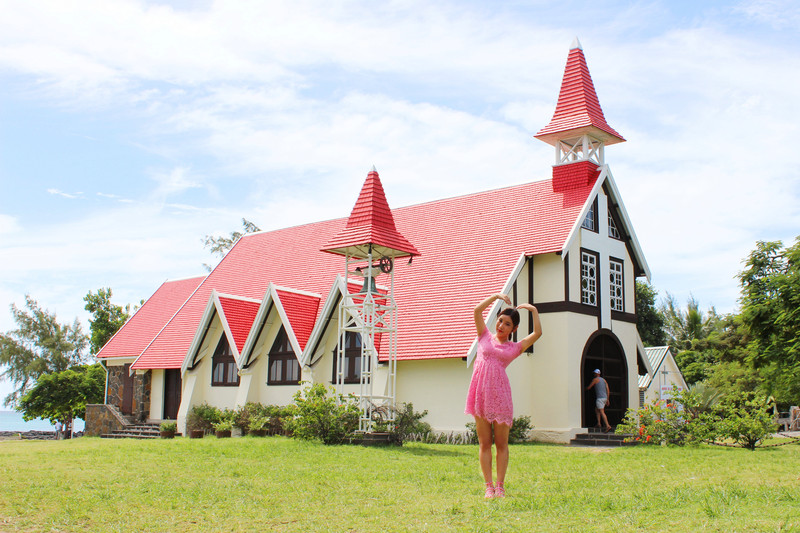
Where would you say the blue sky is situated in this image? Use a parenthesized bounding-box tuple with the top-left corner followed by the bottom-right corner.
(2, 0, 799, 401)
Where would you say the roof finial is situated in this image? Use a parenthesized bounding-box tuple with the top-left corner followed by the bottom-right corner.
(370, 165, 378, 173)
(571, 37, 582, 50)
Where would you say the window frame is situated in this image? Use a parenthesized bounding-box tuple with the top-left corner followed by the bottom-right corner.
(332, 331, 367, 385)
(609, 257, 624, 312)
(211, 335, 240, 387)
(267, 327, 301, 386)
(580, 249, 599, 307)
(581, 197, 599, 232)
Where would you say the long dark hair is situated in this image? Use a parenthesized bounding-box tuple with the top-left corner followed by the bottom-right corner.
(498, 308, 520, 328)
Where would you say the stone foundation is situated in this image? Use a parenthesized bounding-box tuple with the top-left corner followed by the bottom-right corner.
(84, 404, 128, 437)
(105, 366, 151, 423)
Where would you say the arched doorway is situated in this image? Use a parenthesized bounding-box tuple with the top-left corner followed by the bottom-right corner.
(581, 331, 628, 428)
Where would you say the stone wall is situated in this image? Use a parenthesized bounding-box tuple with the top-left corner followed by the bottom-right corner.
(135, 371, 151, 422)
(84, 404, 127, 437)
(105, 366, 151, 422)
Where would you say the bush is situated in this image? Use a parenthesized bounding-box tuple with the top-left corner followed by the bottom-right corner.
(715, 392, 778, 450)
(159, 421, 177, 433)
(284, 383, 359, 445)
(509, 415, 533, 443)
(186, 403, 221, 432)
(617, 386, 778, 449)
(392, 402, 432, 443)
(235, 402, 294, 435)
(464, 415, 533, 444)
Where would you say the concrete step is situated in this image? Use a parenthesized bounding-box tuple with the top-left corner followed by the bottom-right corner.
(101, 423, 163, 439)
(569, 427, 636, 447)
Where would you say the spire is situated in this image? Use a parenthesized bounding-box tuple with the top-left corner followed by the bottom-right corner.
(321, 167, 420, 259)
(535, 40, 624, 146)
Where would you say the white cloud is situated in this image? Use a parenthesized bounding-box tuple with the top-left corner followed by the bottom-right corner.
(47, 189, 84, 199)
(1, 0, 799, 331)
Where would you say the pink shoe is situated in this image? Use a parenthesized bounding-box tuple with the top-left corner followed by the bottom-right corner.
(484, 483, 495, 499)
(495, 484, 505, 498)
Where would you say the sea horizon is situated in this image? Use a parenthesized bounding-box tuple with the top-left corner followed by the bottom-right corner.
(0, 410, 85, 432)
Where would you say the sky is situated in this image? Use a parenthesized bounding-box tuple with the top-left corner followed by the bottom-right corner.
(1, 0, 799, 401)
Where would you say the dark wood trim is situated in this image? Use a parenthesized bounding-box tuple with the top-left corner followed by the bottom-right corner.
(536, 300, 600, 317)
(611, 310, 637, 323)
(563, 252, 569, 302)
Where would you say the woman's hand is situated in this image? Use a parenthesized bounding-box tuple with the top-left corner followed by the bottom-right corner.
(515, 303, 536, 312)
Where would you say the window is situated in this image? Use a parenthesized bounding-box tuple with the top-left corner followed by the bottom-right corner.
(332, 332, 367, 384)
(609, 258, 624, 311)
(268, 328, 300, 385)
(212, 336, 239, 386)
(608, 202, 622, 240)
(581, 251, 598, 306)
(582, 198, 598, 232)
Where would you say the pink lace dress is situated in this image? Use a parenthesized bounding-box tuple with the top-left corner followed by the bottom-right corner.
(464, 328, 523, 426)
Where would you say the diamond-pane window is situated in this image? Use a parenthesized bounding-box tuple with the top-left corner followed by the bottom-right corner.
(610, 259, 624, 311)
(581, 251, 597, 306)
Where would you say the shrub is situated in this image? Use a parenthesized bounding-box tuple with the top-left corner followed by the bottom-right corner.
(509, 415, 533, 443)
(464, 415, 533, 444)
(186, 403, 221, 432)
(393, 402, 432, 443)
(617, 386, 778, 449)
(284, 383, 359, 445)
(159, 421, 177, 433)
(715, 392, 778, 450)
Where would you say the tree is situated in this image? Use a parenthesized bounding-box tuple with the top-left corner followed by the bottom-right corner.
(738, 237, 800, 405)
(635, 281, 667, 346)
(84, 288, 131, 354)
(17, 363, 105, 437)
(660, 293, 720, 351)
(202, 218, 260, 271)
(0, 295, 88, 407)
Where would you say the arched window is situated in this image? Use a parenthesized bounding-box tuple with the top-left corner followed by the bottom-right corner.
(212, 335, 239, 386)
(268, 328, 300, 385)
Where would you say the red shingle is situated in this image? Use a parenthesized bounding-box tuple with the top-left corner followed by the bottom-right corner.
(217, 295, 260, 355)
(322, 168, 420, 258)
(130, 176, 595, 369)
(535, 44, 624, 144)
(96, 276, 204, 360)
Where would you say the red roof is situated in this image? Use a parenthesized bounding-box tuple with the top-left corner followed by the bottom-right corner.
(275, 289, 320, 351)
(130, 175, 596, 369)
(535, 40, 624, 145)
(322, 168, 420, 259)
(217, 295, 260, 356)
(96, 276, 204, 360)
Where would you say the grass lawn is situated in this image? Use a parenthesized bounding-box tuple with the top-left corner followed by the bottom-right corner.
(1, 436, 798, 532)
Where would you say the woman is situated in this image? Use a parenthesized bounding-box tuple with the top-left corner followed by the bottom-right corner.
(465, 293, 542, 498)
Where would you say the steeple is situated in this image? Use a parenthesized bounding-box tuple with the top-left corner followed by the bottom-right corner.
(535, 38, 624, 172)
(321, 166, 419, 259)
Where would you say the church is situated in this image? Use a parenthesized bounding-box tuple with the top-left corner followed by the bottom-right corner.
(88, 40, 679, 443)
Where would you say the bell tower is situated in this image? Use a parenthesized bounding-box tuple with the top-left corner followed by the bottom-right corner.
(321, 166, 419, 433)
(535, 38, 624, 184)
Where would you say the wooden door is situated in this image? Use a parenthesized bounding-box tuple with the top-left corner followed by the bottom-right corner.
(163, 369, 182, 420)
(121, 363, 134, 415)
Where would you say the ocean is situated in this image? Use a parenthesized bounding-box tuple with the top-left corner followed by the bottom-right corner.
(0, 410, 85, 432)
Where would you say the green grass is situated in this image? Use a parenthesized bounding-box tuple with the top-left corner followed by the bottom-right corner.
(1, 437, 799, 532)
